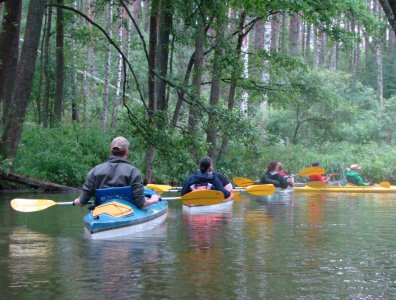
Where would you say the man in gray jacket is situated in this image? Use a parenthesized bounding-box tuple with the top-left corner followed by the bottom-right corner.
(73, 136, 160, 208)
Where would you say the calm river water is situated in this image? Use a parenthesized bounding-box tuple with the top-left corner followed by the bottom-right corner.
(1, 191, 396, 299)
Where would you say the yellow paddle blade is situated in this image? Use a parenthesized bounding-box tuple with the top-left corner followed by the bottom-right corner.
(181, 190, 224, 206)
(233, 177, 256, 187)
(146, 184, 174, 194)
(10, 199, 57, 212)
(378, 181, 391, 188)
(93, 201, 133, 217)
(299, 166, 326, 177)
(306, 181, 326, 189)
(245, 184, 276, 196)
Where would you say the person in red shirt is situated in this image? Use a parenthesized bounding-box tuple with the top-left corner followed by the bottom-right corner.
(308, 161, 333, 184)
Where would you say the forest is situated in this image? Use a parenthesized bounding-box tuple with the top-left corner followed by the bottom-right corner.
(1, 0, 396, 188)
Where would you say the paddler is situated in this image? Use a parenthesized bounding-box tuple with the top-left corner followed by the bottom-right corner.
(260, 160, 289, 189)
(345, 164, 369, 186)
(181, 156, 232, 199)
(73, 136, 160, 208)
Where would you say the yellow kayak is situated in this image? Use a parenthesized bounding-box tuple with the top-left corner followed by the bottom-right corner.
(295, 185, 396, 193)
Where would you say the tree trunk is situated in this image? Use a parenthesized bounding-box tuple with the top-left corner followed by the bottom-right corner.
(122, 3, 128, 63)
(43, 5, 52, 128)
(143, 0, 159, 183)
(289, 14, 299, 56)
(218, 12, 245, 161)
(101, 0, 113, 132)
(374, 42, 384, 103)
(87, 0, 96, 77)
(379, 0, 396, 34)
(144, 0, 150, 32)
(112, 7, 123, 128)
(155, 0, 172, 113)
(279, 13, 287, 52)
(389, 27, 396, 52)
(133, 0, 141, 24)
(207, 24, 224, 159)
(148, 0, 159, 116)
(171, 53, 194, 126)
(0, 0, 45, 159)
(254, 19, 264, 49)
(53, 0, 64, 125)
(0, 2, 3, 28)
(270, 13, 279, 51)
(373, 0, 384, 104)
(187, 13, 204, 147)
(71, 0, 79, 122)
(316, 28, 322, 66)
(0, 0, 22, 124)
(0, 171, 80, 192)
(305, 23, 311, 55)
(354, 25, 361, 74)
(144, 0, 172, 183)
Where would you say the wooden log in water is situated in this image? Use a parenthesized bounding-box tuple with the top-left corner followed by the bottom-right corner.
(0, 172, 80, 193)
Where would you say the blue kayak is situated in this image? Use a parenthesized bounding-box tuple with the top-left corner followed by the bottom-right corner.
(83, 187, 168, 239)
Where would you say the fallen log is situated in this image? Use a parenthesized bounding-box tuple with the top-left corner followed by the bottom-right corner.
(0, 172, 81, 193)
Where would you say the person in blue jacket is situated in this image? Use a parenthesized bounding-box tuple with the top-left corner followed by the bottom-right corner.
(181, 156, 231, 199)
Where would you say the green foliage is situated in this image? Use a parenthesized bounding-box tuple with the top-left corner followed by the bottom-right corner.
(7, 0, 396, 190)
(223, 141, 396, 184)
(265, 67, 385, 145)
(15, 125, 112, 187)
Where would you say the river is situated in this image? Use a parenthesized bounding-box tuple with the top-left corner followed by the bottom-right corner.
(1, 191, 396, 299)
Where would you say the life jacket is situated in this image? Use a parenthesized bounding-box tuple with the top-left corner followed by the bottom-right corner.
(189, 171, 216, 192)
(190, 182, 214, 191)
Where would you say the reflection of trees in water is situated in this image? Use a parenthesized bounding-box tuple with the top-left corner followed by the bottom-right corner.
(8, 227, 56, 290)
(179, 212, 232, 291)
(83, 224, 170, 299)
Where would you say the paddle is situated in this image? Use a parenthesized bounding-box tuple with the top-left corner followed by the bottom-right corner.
(11, 190, 225, 212)
(233, 184, 276, 195)
(166, 190, 225, 206)
(232, 177, 256, 187)
(378, 181, 391, 188)
(11, 199, 74, 212)
(306, 181, 391, 189)
(148, 183, 276, 196)
(146, 184, 180, 194)
(298, 166, 326, 177)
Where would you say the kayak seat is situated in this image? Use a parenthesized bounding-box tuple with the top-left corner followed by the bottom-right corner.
(95, 186, 134, 206)
(93, 201, 134, 218)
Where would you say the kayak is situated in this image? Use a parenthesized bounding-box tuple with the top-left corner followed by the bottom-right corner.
(256, 187, 294, 202)
(274, 187, 294, 196)
(84, 187, 168, 239)
(182, 198, 234, 214)
(295, 185, 396, 193)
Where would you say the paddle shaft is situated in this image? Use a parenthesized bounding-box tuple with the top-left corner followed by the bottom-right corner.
(162, 197, 181, 201)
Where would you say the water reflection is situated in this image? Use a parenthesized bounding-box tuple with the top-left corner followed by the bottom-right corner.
(81, 221, 171, 297)
(179, 211, 232, 294)
(3, 192, 396, 298)
(302, 193, 326, 244)
(8, 227, 55, 288)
